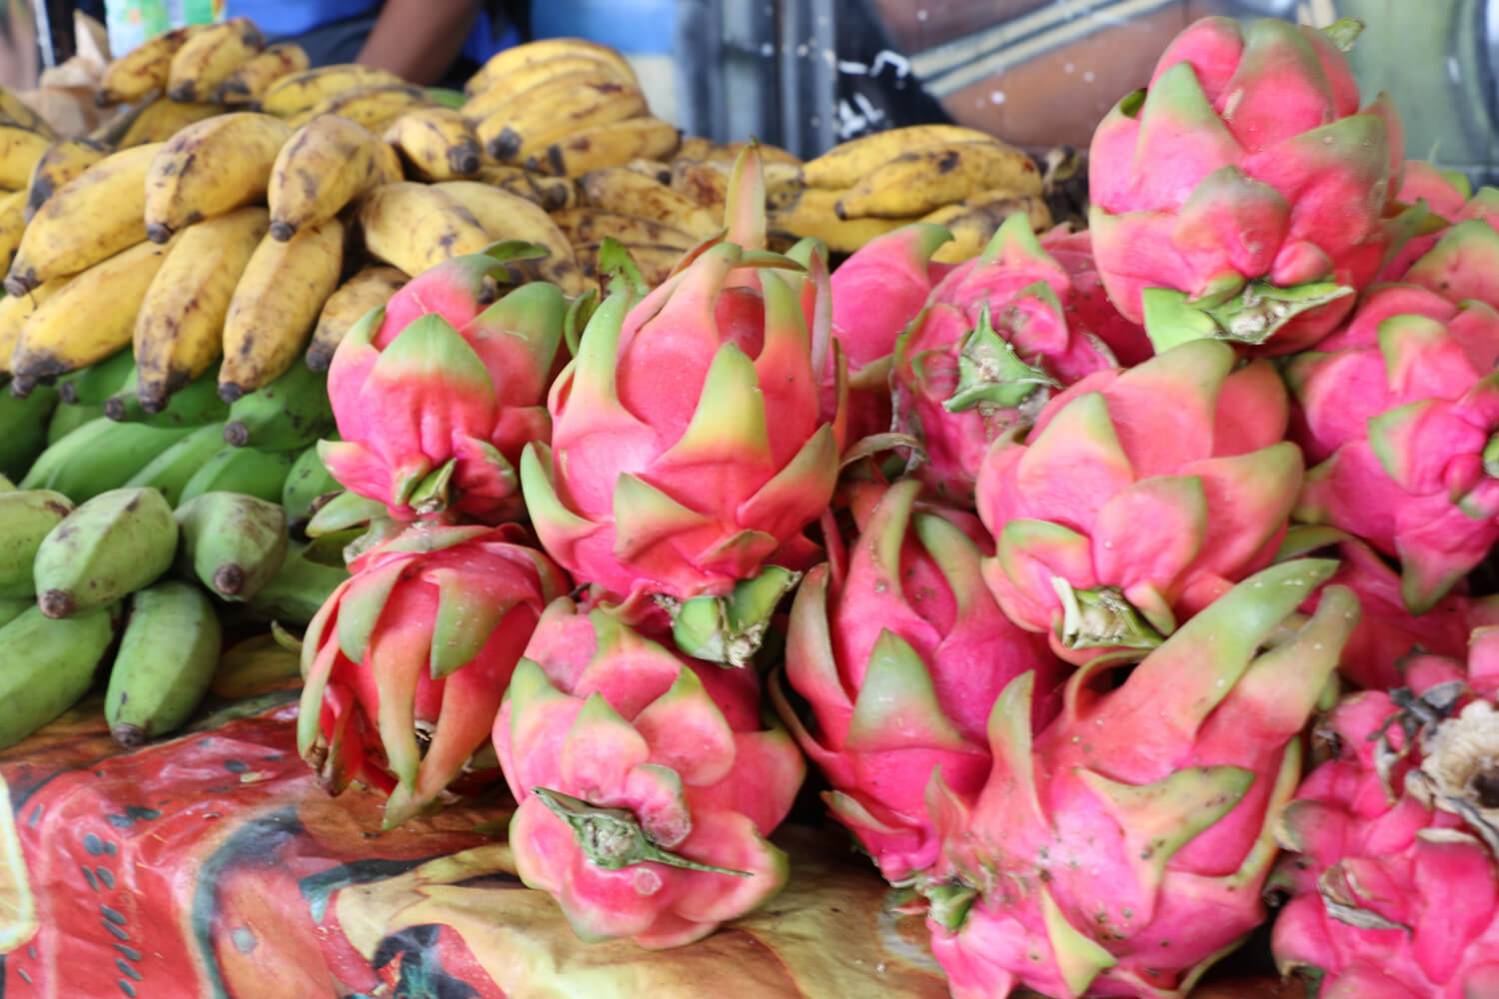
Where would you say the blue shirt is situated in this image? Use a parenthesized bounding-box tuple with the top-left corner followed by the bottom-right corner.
(226, 2, 513, 63)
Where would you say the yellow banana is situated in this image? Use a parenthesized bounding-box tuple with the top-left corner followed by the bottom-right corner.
(551, 208, 695, 251)
(769, 187, 915, 254)
(215, 43, 310, 106)
(802, 125, 1003, 189)
(357, 182, 491, 277)
(0, 86, 51, 136)
(921, 190, 1053, 263)
(134, 207, 270, 411)
(670, 158, 729, 210)
(0, 279, 62, 377)
(462, 53, 634, 122)
(476, 165, 577, 211)
(166, 17, 265, 102)
(0, 123, 52, 190)
(576, 241, 679, 288)
(288, 84, 432, 132)
(26, 141, 108, 221)
(764, 162, 804, 211)
(114, 97, 219, 147)
(260, 64, 404, 118)
(96, 25, 200, 105)
(465, 38, 636, 98)
(11, 239, 175, 393)
(836, 140, 1042, 220)
(307, 265, 406, 371)
(382, 107, 481, 180)
(0, 190, 24, 273)
(269, 114, 399, 240)
(674, 136, 716, 162)
(144, 113, 291, 242)
(5, 142, 163, 296)
(477, 75, 648, 163)
(529, 116, 679, 177)
(220, 221, 344, 400)
(579, 167, 718, 238)
(433, 181, 583, 295)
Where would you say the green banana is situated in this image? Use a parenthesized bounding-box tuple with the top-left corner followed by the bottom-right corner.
(21, 418, 195, 500)
(304, 488, 383, 536)
(105, 580, 221, 747)
(0, 596, 28, 628)
(0, 476, 10, 492)
(245, 541, 348, 625)
(0, 489, 72, 597)
(178, 446, 294, 504)
(0, 385, 58, 477)
(222, 363, 334, 450)
(175, 492, 288, 601)
(33, 487, 178, 618)
(124, 422, 230, 506)
(104, 366, 229, 428)
(281, 443, 340, 529)
(56, 348, 136, 406)
(0, 605, 115, 749)
(46, 402, 103, 444)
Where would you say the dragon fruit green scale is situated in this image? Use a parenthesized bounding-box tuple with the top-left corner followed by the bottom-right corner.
(924, 559, 1358, 999)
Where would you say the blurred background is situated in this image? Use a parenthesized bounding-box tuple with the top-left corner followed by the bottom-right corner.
(2, 0, 1494, 180)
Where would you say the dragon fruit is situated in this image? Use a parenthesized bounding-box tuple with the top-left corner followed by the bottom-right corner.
(494, 598, 804, 948)
(1395, 213, 1499, 308)
(1271, 630, 1499, 998)
(974, 337, 1301, 664)
(319, 246, 565, 524)
(297, 522, 567, 827)
(923, 559, 1357, 999)
(891, 213, 1123, 505)
(1035, 227, 1155, 366)
(519, 233, 845, 665)
(1288, 280, 1499, 613)
(769, 478, 1060, 883)
(1089, 16, 1403, 353)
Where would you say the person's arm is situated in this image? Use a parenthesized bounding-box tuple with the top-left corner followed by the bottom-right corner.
(356, 0, 479, 85)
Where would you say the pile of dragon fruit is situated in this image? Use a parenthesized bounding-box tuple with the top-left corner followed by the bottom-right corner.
(295, 16, 1499, 999)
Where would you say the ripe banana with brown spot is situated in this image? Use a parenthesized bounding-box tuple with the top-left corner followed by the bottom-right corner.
(96, 25, 199, 105)
(464, 37, 636, 98)
(527, 116, 679, 177)
(357, 182, 491, 277)
(433, 180, 584, 295)
(463, 52, 635, 122)
(307, 265, 406, 371)
(670, 158, 730, 210)
(0, 123, 51, 190)
(25, 139, 106, 222)
(113, 98, 219, 147)
(260, 64, 404, 118)
(215, 43, 310, 106)
(835, 140, 1042, 219)
(550, 208, 695, 250)
(5, 143, 163, 296)
(476, 165, 576, 211)
(0, 86, 50, 136)
(134, 207, 270, 412)
(802, 125, 1002, 189)
(922, 192, 1054, 264)
(166, 17, 265, 102)
(219, 221, 344, 400)
(477, 73, 648, 163)
(0, 279, 62, 377)
(769, 186, 915, 254)
(288, 84, 432, 132)
(580, 167, 719, 238)
(268, 114, 400, 240)
(383, 107, 481, 180)
(144, 113, 291, 243)
(11, 238, 176, 394)
(0, 190, 25, 273)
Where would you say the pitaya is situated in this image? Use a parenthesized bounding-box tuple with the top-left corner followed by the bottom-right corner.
(519, 235, 845, 665)
(494, 598, 804, 948)
(1089, 16, 1403, 353)
(319, 246, 565, 524)
(1036, 227, 1155, 366)
(975, 337, 1301, 664)
(891, 213, 1124, 505)
(297, 522, 567, 827)
(924, 559, 1358, 999)
(1395, 213, 1499, 308)
(1271, 629, 1499, 998)
(1288, 280, 1499, 613)
(769, 478, 1060, 883)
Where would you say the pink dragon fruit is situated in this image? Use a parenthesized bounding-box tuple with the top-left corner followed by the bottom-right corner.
(319, 246, 565, 524)
(1271, 629, 1499, 998)
(519, 234, 845, 665)
(975, 337, 1302, 664)
(494, 598, 804, 948)
(891, 213, 1125, 505)
(922, 559, 1356, 998)
(1278, 525, 1499, 690)
(1288, 279, 1499, 613)
(1035, 227, 1155, 366)
(1396, 213, 1499, 308)
(298, 522, 567, 827)
(1089, 16, 1404, 353)
(769, 478, 1060, 883)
